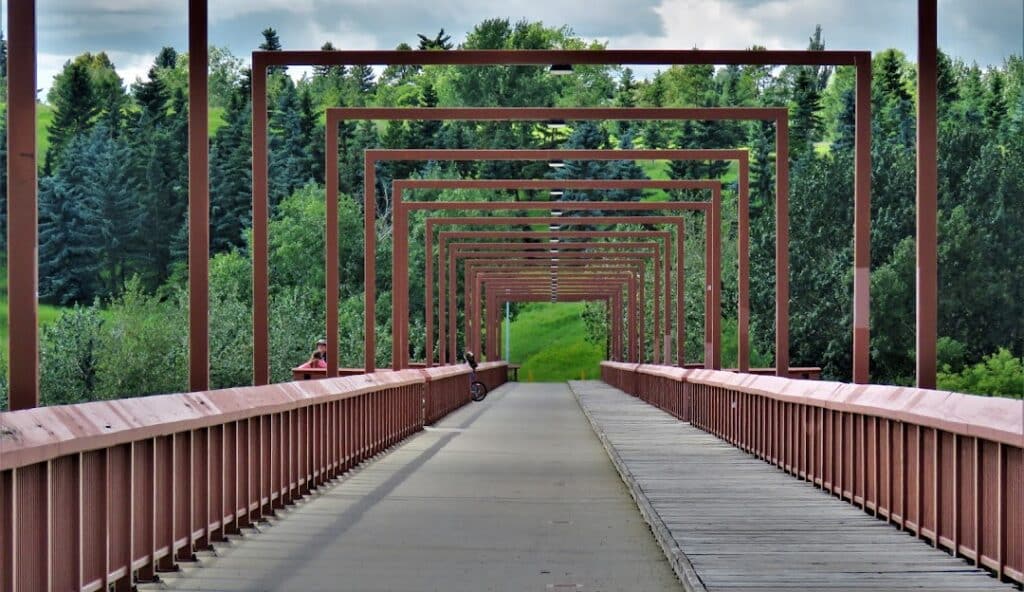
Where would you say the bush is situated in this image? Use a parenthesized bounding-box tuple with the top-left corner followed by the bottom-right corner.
(938, 348, 1023, 398)
(40, 305, 105, 405)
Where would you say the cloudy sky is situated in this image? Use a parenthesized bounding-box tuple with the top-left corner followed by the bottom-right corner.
(16, 0, 1024, 93)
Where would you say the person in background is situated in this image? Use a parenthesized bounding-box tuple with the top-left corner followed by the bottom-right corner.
(299, 338, 329, 369)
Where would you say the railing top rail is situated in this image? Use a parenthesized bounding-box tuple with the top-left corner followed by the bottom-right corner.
(0, 367, 456, 471)
(604, 362, 1024, 447)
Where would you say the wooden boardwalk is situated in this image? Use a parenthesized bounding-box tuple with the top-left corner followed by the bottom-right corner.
(570, 380, 1015, 592)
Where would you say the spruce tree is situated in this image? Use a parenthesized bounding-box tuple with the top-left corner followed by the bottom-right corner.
(554, 122, 612, 227)
(210, 89, 253, 253)
(260, 28, 285, 75)
(607, 132, 648, 203)
(45, 60, 98, 174)
(790, 67, 823, 160)
(269, 78, 314, 208)
(39, 136, 103, 304)
(984, 72, 1007, 135)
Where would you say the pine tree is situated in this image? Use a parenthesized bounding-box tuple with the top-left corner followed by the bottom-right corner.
(417, 29, 453, 50)
(339, 120, 380, 206)
(984, 72, 1007, 134)
(39, 136, 104, 304)
(269, 78, 314, 208)
(409, 83, 441, 148)
(298, 86, 324, 183)
(790, 67, 823, 160)
(607, 132, 648, 202)
(806, 25, 831, 92)
(347, 65, 376, 104)
(554, 122, 613, 227)
(45, 60, 99, 174)
(85, 124, 140, 294)
(313, 41, 346, 79)
(615, 68, 638, 136)
(832, 88, 856, 152)
(260, 28, 285, 75)
(210, 89, 253, 253)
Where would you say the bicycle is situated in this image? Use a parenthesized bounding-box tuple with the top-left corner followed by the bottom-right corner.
(464, 351, 488, 402)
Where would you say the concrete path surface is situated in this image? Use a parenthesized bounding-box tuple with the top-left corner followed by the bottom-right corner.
(150, 382, 682, 592)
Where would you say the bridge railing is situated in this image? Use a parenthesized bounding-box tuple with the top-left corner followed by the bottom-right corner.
(0, 363, 506, 592)
(601, 361, 1023, 585)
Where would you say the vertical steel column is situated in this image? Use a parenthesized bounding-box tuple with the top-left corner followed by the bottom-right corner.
(916, 0, 938, 389)
(364, 158, 377, 372)
(7, 0, 39, 409)
(188, 0, 210, 392)
(739, 154, 751, 372)
(251, 61, 270, 385)
(392, 207, 409, 369)
(325, 122, 339, 376)
(853, 57, 873, 384)
(773, 126, 788, 376)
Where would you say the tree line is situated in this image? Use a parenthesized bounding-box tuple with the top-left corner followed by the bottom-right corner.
(0, 20, 1020, 407)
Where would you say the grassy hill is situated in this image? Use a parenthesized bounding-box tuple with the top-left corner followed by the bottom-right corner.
(500, 302, 604, 382)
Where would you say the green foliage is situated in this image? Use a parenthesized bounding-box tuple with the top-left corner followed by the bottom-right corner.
(39, 305, 105, 405)
(938, 349, 1023, 398)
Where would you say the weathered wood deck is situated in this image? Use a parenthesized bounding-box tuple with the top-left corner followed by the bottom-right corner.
(570, 380, 1016, 592)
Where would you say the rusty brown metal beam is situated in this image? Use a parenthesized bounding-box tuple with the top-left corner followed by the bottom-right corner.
(255, 52, 869, 383)
(468, 261, 649, 361)
(6, 0, 39, 410)
(419, 206, 708, 369)
(385, 170, 729, 370)
(188, 0, 209, 392)
(426, 216, 686, 366)
(449, 237, 664, 366)
(916, 0, 938, 389)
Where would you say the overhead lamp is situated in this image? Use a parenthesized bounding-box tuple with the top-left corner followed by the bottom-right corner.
(549, 64, 573, 76)
(546, 119, 567, 129)
(548, 224, 560, 231)
(548, 159, 565, 169)
(549, 248, 559, 254)
(549, 190, 564, 197)
(552, 209, 563, 217)
(549, 238, 559, 244)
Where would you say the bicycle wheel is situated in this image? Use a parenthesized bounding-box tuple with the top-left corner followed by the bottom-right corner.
(470, 381, 488, 401)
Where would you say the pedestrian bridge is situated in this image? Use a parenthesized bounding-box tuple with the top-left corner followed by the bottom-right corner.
(1, 362, 1021, 591)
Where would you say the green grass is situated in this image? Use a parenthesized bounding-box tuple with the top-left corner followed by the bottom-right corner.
(0, 269, 65, 358)
(502, 302, 604, 382)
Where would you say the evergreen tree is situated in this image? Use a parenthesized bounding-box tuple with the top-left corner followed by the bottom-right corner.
(339, 119, 380, 206)
(790, 67, 823, 160)
(210, 89, 253, 253)
(260, 28, 285, 76)
(409, 83, 441, 148)
(554, 122, 613, 227)
(298, 86, 324, 183)
(39, 136, 104, 304)
(832, 88, 856, 152)
(314, 41, 345, 78)
(347, 65, 376, 103)
(269, 78, 314, 208)
(806, 25, 831, 92)
(984, 71, 1007, 134)
(607, 132, 648, 202)
(417, 29, 453, 50)
(85, 125, 140, 294)
(615, 68, 638, 136)
(45, 60, 98, 174)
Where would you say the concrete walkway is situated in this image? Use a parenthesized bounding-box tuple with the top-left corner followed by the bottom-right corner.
(570, 380, 1015, 592)
(152, 383, 682, 592)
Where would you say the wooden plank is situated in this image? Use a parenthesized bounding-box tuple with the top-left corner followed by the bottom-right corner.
(571, 381, 1015, 592)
